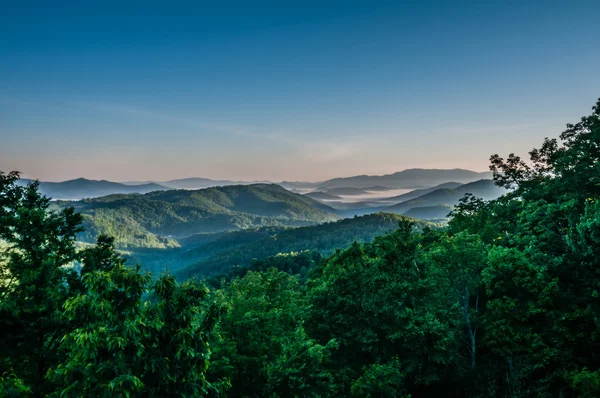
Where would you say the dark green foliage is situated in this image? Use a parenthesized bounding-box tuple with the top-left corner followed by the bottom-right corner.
(208, 269, 335, 397)
(206, 250, 322, 287)
(180, 212, 431, 278)
(0, 174, 222, 396)
(51, 259, 223, 397)
(306, 221, 463, 395)
(123, 213, 422, 277)
(403, 204, 453, 220)
(0, 171, 83, 396)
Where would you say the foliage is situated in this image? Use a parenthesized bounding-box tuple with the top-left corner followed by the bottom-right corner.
(180, 212, 431, 278)
(208, 269, 335, 397)
(0, 171, 83, 396)
(0, 174, 222, 397)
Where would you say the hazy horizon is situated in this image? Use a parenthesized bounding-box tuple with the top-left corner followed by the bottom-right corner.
(16, 167, 492, 184)
(2, 1, 599, 182)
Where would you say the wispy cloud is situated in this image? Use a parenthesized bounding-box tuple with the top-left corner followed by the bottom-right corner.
(1, 94, 368, 167)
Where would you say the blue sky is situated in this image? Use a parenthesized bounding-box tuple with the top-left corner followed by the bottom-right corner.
(1, 1, 599, 182)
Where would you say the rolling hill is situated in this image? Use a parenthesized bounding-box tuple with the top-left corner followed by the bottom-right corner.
(383, 179, 506, 214)
(19, 178, 170, 200)
(57, 184, 339, 248)
(177, 212, 436, 278)
(381, 181, 464, 202)
(318, 168, 492, 189)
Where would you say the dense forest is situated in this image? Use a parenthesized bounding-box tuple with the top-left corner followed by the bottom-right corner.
(1, 98, 599, 397)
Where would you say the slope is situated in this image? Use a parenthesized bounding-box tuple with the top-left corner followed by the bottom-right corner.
(58, 184, 339, 248)
(384, 179, 506, 214)
(381, 181, 464, 202)
(178, 212, 437, 278)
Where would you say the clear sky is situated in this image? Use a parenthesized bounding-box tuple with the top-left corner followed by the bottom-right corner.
(1, 1, 599, 182)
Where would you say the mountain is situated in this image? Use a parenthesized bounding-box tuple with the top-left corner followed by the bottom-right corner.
(19, 178, 170, 200)
(177, 212, 436, 278)
(303, 191, 342, 200)
(57, 184, 339, 248)
(318, 168, 493, 189)
(384, 179, 506, 214)
(403, 205, 453, 220)
(381, 182, 464, 203)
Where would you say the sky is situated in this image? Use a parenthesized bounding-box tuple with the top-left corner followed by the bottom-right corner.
(1, 0, 599, 182)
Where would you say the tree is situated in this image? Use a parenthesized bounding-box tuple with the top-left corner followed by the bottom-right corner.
(51, 240, 224, 397)
(307, 220, 461, 395)
(1, 173, 223, 397)
(0, 172, 83, 396)
(209, 268, 334, 397)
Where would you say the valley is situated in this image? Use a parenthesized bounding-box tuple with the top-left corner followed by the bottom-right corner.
(41, 169, 506, 277)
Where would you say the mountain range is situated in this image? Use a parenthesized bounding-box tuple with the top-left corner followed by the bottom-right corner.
(18, 178, 170, 200)
(311, 179, 508, 219)
(317, 168, 492, 189)
(383, 179, 505, 214)
(40, 174, 509, 277)
(24, 168, 492, 200)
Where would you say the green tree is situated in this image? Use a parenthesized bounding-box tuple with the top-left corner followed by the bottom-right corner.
(51, 239, 223, 397)
(0, 172, 83, 396)
(307, 220, 461, 395)
(1, 173, 223, 397)
(209, 268, 334, 397)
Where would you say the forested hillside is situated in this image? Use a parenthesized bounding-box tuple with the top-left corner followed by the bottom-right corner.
(117, 213, 427, 276)
(177, 213, 432, 278)
(54, 184, 339, 248)
(1, 98, 599, 397)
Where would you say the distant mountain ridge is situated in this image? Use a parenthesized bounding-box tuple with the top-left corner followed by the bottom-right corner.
(18, 178, 170, 200)
(318, 168, 492, 189)
(383, 179, 506, 215)
(381, 182, 464, 203)
(23, 168, 492, 200)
